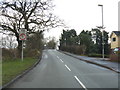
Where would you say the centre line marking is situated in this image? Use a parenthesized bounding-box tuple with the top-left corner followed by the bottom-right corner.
(57, 56, 59, 59)
(74, 76, 87, 90)
(65, 64, 71, 71)
(60, 59, 64, 63)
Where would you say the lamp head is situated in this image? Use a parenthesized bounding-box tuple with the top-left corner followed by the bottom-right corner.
(98, 4, 103, 6)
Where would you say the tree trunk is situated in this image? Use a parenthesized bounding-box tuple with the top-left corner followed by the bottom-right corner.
(17, 39, 22, 58)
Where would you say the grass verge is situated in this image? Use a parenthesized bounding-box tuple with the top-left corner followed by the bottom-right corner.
(0, 62, 2, 86)
(2, 57, 38, 85)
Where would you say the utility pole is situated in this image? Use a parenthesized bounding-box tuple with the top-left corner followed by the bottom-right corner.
(21, 40, 23, 61)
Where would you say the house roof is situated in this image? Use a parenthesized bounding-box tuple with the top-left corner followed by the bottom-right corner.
(113, 31, 120, 36)
(110, 31, 120, 37)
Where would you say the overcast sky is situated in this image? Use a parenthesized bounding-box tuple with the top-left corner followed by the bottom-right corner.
(44, 0, 119, 41)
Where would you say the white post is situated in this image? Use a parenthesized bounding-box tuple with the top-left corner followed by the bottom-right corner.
(21, 40, 23, 61)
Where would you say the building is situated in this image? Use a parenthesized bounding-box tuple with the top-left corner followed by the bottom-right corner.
(110, 31, 120, 50)
(110, 31, 120, 61)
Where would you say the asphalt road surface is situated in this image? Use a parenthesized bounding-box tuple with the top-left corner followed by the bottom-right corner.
(8, 49, 119, 89)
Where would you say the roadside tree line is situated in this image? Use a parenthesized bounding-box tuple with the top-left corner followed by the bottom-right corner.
(59, 29, 110, 57)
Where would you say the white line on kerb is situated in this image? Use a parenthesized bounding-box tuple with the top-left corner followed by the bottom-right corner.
(74, 76, 87, 90)
(60, 59, 64, 63)
(65, 64, 71, 71)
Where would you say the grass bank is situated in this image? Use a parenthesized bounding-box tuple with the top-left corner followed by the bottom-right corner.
(2, 57, 38, 85)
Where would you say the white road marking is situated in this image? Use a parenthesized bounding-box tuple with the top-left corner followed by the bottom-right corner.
(65, 64, 71, 71)
(74, 76, 87, 90)
(60, 59, 64, 63)
(57, 56, 59, 59)
(44, 54, 48, 59)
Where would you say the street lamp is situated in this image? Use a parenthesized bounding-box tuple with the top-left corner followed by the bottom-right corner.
(98, 4, 104, 27)
(98, 4, 105, 59)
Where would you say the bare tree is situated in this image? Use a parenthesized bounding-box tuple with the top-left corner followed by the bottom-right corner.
(26, 31, 44, 50)
(6, 34, 17, 49)
(1, 33, 17, 49)
(2, 37, 7, 48)
(0, 0, 64, 56)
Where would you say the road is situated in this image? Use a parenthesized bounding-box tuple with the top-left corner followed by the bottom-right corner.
(8, 49, 119, 88)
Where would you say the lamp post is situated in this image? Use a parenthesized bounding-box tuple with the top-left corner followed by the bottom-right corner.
(98, 4, 105, 59)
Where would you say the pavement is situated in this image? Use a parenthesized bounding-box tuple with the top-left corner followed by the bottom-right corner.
(59, 50, 120, 73)
(5, 49, 119, 88)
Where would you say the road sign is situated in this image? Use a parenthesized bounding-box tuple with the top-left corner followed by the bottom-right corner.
(19, 29, 27, 40)
(19, 29, 26, 61)
(19, 28, 27, 61)
(19, 33, 26, 40)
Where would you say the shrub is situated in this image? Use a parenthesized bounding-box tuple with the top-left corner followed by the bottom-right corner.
(74, 46, 84, 55)
(88, 53, 109, 58)
(2, 48, 17, 60)
(24, 49, 41, 59)
(60, 45, 85, 55)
